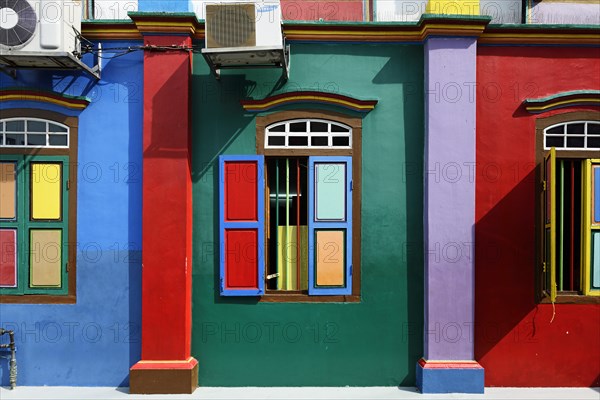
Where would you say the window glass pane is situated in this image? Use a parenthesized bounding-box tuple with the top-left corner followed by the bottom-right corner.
(0, 229, 17, 287)
(311, 122, 328, 132)
(592, 232, 600, 290)
(5, 120, 25, 132)
(5, 134, 25, 145)
(331, 124, 349, 133)
(566, 137, 585, 148)
(315, 230, 345, 287)
(588, 123, 600, 135)
(0, 162, 16, 219)
(546, 125, 563, 135)
(0, 135, 3, 145)
(315, 163, 346, 221)
(30, 229, 62, 287)
(288, 136, 308, 146)
(27, 134, 46, 146)
(48, 123, 68, 133)
(545, 136, 563, 148)
(289, 122, 306, 132)
(588, 137, 600, 148)
(49, 135, 68, 146)
(268, 124, 285, 133)
(566, 123, 585, 135)
(332, 137, 350, 147)
(594, 166, 600, 224)
(31, 163, 62, 220)
(267, 136, 285, 146)
(311, 136, 328, 146)
(27, 120, 46, 132)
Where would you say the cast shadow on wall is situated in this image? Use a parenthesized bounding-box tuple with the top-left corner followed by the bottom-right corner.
(190, 72, 257, 305)
(475, 168, 538, 361)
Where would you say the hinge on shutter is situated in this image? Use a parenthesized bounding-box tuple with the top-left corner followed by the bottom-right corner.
(351, 180, 353, 191)
(350, 265, 352, 276)
(67, 180, 71, 190)
(542, 262, 546, 273)
(542, 180, 546, 191)
(267, 273, 280, 280)
(66, 262, 69, 273)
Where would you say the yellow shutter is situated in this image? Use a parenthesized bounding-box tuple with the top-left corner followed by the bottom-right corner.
(544, 148, 557, 302)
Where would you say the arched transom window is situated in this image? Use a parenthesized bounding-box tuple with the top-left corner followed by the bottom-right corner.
(0, 118, 69, 148)
(544, 121, 600, 150)
(265, 119, 352, 149)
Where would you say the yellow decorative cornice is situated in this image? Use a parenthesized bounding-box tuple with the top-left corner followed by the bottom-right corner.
(0, 89, 91, 110)
(523, 90, 600, 114)
(80, 13, 599, 46)
(240, 91, 378, 113)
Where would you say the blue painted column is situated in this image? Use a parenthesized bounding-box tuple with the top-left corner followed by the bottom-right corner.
(417, 28, 485, 393)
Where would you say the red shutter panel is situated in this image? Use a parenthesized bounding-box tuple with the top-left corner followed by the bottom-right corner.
(219, 155, 265, 296)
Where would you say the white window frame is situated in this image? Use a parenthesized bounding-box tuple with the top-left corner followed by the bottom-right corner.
(0, 118, 70, 149)
(543, 120, 600, 151)
(265, 119, 352, 149)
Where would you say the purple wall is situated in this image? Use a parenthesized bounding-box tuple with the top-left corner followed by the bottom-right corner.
(424, 37, 477, 361)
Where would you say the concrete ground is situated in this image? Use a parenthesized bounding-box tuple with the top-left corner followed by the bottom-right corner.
(0, 387, 599, 400)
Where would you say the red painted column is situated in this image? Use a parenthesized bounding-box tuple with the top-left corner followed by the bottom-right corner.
(129, 33, 197, 394)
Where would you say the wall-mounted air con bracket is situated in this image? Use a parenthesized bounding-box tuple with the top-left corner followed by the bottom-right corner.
(0, 51, 101, 80)
(201, 39, 290, 81)
(0, 40, 101, 80)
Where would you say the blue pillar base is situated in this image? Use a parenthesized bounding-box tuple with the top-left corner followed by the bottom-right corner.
(416, 359, 484, 394)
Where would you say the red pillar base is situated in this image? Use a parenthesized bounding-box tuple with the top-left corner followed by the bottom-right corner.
(130, 358, 198, 394)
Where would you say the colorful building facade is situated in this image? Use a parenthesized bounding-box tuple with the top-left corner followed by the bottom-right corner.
(0, 0, 598, 394)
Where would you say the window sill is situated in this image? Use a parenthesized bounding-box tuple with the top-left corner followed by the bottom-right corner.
(0, 294, 76, 304)
(539, 294, 600, 304)
(260, 292, 360, 303)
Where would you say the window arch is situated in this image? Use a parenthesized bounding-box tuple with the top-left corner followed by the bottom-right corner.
(0, 117, 70, 148)
(544, 120, 600, 150)
(265, 119, 352, 149)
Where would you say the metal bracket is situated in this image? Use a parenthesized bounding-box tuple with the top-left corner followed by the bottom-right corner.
(201, 41, 290, 81)
(89, 42, 102, 80)
(281, 40, 290, 82)
(0, 65, 16, 79)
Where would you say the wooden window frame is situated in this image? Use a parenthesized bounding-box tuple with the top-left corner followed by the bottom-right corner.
(256, 110, 362, 303)
(536, 111, 600, 304)
(0, 109, 77, 304)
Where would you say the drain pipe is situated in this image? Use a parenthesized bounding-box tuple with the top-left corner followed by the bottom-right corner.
(0, 328, 17, 389)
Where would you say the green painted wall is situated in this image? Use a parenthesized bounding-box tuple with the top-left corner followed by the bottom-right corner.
(191, 43, 424, 386)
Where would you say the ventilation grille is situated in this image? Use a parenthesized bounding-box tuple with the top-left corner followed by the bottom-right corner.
(206, 3, 256, 49)
(0, 0, 37, 48)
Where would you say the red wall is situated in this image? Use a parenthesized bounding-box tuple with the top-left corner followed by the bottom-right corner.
(475, 46, 600, 387)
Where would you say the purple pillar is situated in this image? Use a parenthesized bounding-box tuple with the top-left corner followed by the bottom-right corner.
(417, 37, 484, 394)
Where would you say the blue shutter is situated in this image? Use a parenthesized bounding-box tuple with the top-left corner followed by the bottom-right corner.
(308, 156, 352, 295)
(219, 155, 265, 296)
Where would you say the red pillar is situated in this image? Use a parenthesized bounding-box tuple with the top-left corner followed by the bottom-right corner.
(129, 33, 197, 394)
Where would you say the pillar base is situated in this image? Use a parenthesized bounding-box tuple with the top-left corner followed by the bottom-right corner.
(416, 358, 484, 394)
(130, 357, 198, 394)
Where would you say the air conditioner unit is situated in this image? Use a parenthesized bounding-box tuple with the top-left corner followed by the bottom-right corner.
(202, 0, 289, 80)
(0, 0, 97, 77)
(205, 1, 282, 49)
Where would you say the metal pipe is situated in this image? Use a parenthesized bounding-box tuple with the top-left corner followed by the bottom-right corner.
(0, 328, 17, 389)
